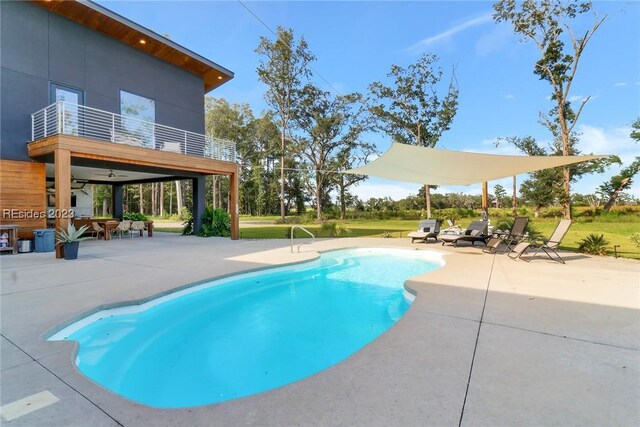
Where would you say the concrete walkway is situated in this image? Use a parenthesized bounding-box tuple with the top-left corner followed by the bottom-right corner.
(1, 233, 638, 426)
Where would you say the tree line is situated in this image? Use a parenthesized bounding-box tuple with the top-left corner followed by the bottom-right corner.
(94, 0, 638, 222)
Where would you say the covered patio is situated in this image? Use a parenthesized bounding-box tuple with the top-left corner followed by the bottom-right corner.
(1, 234, 638, 425)
(28, 132, 240, 258)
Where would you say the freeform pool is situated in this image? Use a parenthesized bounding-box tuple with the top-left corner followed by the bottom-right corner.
(49, 248, 443, 408)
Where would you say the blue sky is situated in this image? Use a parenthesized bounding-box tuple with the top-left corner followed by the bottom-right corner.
(101, 0, 640, 200)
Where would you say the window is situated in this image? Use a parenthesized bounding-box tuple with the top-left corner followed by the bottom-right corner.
(119, 90, 155, 147)
(50, 83, 84, 136)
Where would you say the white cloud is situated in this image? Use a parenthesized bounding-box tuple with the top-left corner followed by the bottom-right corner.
(614, 82, 627, 87)
(576, 124, 636, 163)
(504, 94, 515, 100)
(636, 81, 640, 86)
(407, 14, 492, 52)
(570, 123, 640, 198)
(475, 22, 513, 56)
(566, 94, 598, 105)
(568, 95, 586, 103)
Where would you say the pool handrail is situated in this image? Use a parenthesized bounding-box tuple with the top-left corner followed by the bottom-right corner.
(290, 225, 315, 253)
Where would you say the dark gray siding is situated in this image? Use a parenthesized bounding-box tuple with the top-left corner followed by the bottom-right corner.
(0, 1, 205, 161)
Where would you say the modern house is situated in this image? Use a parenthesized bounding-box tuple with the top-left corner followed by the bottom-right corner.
(0, 0, 240, 257)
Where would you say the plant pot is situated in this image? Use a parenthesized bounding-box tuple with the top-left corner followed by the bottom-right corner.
(63, 242, 80, 260)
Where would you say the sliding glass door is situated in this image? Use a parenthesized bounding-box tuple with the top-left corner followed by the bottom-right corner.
(50, 83, 84, 136)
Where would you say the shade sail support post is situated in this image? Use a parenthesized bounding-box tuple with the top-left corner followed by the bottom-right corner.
(482, 181, 489, 219)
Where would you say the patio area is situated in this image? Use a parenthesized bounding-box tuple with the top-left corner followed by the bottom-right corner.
(1, 233, 638, 426)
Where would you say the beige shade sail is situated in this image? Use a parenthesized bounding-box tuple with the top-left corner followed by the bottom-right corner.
(345, 143, 606, 185)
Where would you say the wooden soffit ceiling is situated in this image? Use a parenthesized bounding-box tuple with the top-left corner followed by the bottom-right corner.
(32, 0, 233, 92)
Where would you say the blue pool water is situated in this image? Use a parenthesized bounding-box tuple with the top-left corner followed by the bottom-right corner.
(49, 248, 443, 408)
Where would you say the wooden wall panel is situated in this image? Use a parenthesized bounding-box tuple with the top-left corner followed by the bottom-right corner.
(0, 160, 46, 239)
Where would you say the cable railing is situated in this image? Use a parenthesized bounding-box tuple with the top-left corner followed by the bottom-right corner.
(31, 101, 236, 163)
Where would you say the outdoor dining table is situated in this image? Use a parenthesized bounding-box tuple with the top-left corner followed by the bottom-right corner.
(93, 220, 154, 240)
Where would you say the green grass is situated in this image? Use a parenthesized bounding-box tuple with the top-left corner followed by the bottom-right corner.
(238, 219, 419, 240)
(153, 214, 640, 259)
(155, 227, 182, 233)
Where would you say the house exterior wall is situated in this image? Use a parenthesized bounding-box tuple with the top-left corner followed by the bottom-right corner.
(0, 0, 206, 162)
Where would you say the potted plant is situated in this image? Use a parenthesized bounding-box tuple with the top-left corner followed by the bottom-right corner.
(56, 223, 91, 260)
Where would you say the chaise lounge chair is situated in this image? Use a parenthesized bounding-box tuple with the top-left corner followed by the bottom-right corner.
(407, 219, 441, 243)
(440, 219, 463, 235)
(483, 216, 529, 254)
(508, 219, 572, 263)
(440, 221, 489, 247)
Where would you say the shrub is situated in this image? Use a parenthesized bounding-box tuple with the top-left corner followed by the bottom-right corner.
(540, 207, 564, 218)
(578, 234, 609, 256)
(629, 233, 640, 249)
(181, 209, 193, 235)
(179, 207, 191, 221)
(123, 212, 147, 221)
(198, 207, 231, 237)
(320, 221, 349, 237)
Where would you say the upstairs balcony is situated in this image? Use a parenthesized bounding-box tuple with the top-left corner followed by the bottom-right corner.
(31, 100, 236, 163)
(28, 100, 241, 252)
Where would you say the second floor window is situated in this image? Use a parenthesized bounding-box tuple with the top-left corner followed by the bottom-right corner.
(119, 90, 155, 147)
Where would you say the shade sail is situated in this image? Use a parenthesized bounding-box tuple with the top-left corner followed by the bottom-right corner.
(345, 143, 606, 185)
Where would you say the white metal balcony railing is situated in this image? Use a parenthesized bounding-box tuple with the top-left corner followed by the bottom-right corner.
(31, 101, 236, 163)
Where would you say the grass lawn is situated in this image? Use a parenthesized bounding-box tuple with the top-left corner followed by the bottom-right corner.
(153, 215, 640, 259)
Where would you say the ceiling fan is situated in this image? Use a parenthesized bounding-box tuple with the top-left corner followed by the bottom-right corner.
(96, 169, 129, 179)
(71, 175, 88, 186)
(70, 175, 89, 194)
(72, 186, 89, 196)
(46, 177, 90, 195)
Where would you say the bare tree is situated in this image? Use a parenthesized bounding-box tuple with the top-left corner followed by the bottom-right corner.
(494, 0, 606, 219)
(256, 27, 315, 221)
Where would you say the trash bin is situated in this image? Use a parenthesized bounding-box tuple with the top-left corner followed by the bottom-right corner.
(33, 229, 55, 252)
(18, 239, 33, 253)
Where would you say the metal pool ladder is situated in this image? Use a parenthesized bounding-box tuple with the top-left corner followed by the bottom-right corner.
(290, 225, 315, 253)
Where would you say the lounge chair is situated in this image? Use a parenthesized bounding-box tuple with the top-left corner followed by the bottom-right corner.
(440, 219, 463, 236)
(407, 219, 440, 243)
(508, 219, 572, 263)
(483, 216, 529, 254)
(440, 221, 489, 247)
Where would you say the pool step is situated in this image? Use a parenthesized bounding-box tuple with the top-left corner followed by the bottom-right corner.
(387, 299, 403, 321)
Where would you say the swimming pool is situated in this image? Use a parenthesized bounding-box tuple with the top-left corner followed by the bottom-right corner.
(49, 248, 443, 408)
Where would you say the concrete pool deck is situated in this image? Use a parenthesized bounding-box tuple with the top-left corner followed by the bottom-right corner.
(1, 233, 638, 426)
